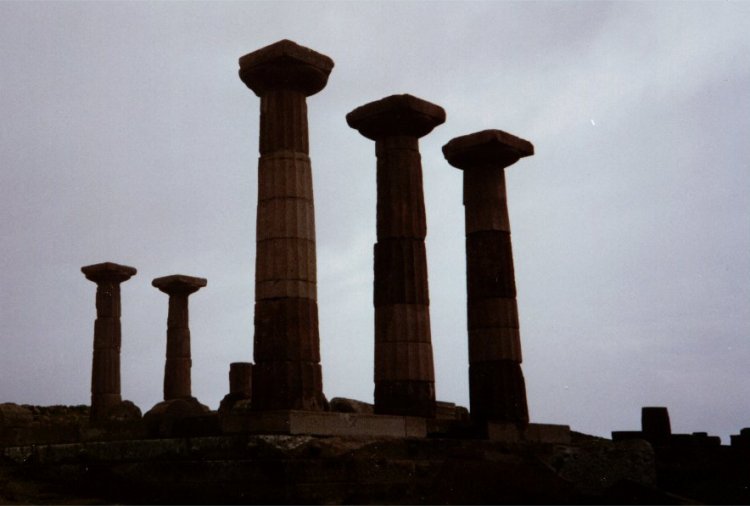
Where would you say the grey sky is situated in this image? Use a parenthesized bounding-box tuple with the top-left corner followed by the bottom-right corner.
(1, 1, 748, 441)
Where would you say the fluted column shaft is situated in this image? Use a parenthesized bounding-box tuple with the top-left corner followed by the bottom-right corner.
(347, 94, 445, 418)
(239, 39, 333, 411)
(164, 294, 191, 399)
(82, 262, 136, 422)
(443, 129, 534, 425)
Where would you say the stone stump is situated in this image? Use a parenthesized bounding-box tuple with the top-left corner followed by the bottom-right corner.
(347, 94, 445, 418)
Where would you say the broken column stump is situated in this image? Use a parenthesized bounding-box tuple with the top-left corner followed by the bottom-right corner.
(239, 39, 333, 411)
(442, 129, 534, 424)
(81, 262, 141, 423)
(347, 94, 445, 418)
(219, 362, 253, 415)
(144, 275, 209, 437)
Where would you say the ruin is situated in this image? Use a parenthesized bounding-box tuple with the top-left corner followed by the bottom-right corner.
(2, 39, 748, 505)
(346, 94, 445, 418)
(442, 129, 533, 424)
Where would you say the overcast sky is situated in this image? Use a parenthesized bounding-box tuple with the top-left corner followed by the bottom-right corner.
(1, 1, 748, 442)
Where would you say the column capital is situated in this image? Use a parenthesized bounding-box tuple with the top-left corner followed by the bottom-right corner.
(152, 275, 207, 296)
(346, 94, 445, 140)
(81, 262, 136, 284)
(239, 39, 334, 97)
(442, 129, 534, 170)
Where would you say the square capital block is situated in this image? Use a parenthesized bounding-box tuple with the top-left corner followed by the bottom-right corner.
(443, 129, 534, 170)
(239, 39, 334, 97)
(347, 94, 446, 140)
(82, 262, 137, 284)
(152, 275, 207, 296)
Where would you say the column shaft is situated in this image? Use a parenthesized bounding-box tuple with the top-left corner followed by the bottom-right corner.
(164, 294, 191, 400)
(442, 129, 534, 425)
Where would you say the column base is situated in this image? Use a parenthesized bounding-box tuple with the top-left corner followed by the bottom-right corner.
(469, 361, 529, 424)
(375, 380, 435, 418)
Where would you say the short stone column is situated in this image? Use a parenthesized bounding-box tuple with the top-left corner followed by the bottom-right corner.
(442, 130, 534, 424)
(220, 362, 253, 415)
(239, 39, 333, 411)
(346, 94, 445, 418)
(81, 262, 137, 422)
(152, 275, 207, 401)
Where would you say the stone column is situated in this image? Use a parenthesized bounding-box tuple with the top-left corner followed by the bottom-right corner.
(442, 129, 534, 424)
(346, 94, 445, 418)
(81, 262, 137, 422)
(152, 275, 207, 401)
(239, 39, 333, 411)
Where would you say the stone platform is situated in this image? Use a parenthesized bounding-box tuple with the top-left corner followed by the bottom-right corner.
(221, 409, 428, 438)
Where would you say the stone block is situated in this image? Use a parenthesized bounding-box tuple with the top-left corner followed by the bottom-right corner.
(229, 362, 253, 396)
(143, 397, 209, 438)
(375, 151, 427, 239)
(256, 198, 315, 241)
(375, 341, 435, 382)
(641, 407, 671, 444)
(93, 318, 121, 349)
(442, 129, 534, 171)
(239, 39, 334, 98)
(329, 397, 374, 414)
(375, 303, 431, 343)
(346, 94, 446, 141)
(467, 297, 519, 330)
(255, 279, 317, 300)
(255, 237, 317, 283)
(258, 152, 314, 200)
(252, 361, 326, 411)
(373, 239, 429, 306)
(374, 380, 435, 418)
(254, 298, 320, 362)
(259, 91, 309, 154)
(466, 231, 516, 300)
(469, 360, 528, 424)
(221, 410, 427, 438)
(468, 327, 522, 363)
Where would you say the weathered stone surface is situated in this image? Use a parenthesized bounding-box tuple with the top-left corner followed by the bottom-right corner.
(251, 361, 326, 411)
(257, 152, 314, 200)
(374, 304, 431, 343)
(0, 404, 33, 428)
(375, 341, 435, 382)
(239, 39, 334, 97)
(444, 129, 534, 425)
(642, 406, 671, 444)
(255, 237, 317, 284)
(374, 381, 435, 418)
(329, 397, 374, 414)
(143, 397, 209, 438)
(152, 275, 205, 401)
(466, 231, 517, 300)
(82, 262, 136, 423)
(467, 297, 520, 330)
(469, 360, 529, 424)
(253, 299, 320, 362)
(348, 94, 442, 419)
(242, 41, 330, 412)
(373, 239, 429, 306)
(346, 94, 446, 140)
(219, 363, 253, 416)
(468, 327, 523, 362)
(442, 129, 534, 170)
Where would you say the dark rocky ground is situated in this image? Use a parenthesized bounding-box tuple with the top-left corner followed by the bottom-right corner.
(1, 404, 748, 504)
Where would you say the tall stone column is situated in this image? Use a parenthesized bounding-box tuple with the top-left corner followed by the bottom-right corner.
(81, 262, 137, 422)
(346, 94, 445, 418)
(442, 129, 534, 424)
(152, 275, 207, 401)
(239, 39, 333, 411)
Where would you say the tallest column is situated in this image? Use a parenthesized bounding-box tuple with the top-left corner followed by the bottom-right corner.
(239, 40, 333, 411)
